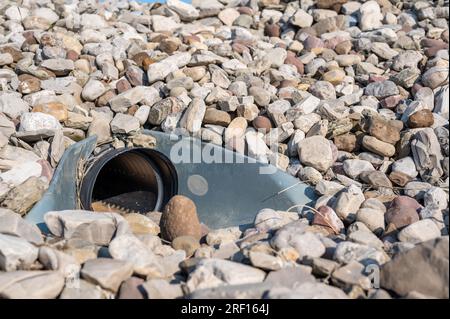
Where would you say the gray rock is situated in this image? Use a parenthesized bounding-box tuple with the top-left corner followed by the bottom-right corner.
(44, 210, 130, 245)
(142, 279, 184, 299)
(365, 81, 399, 98)
(0, 234, 39, 271)
(186, 259, 266, 292)
(334, 241, 390, 266)
(81, 258, 133, 293)
(108, 235, 164, 277)
(147, 53, 191, 83)
(381, 237, 448, 298)
(267, 282, 348, 299)
(110, 113, 140, 134)
(0, 208, 43, 245)
(0, 271, 65, 299)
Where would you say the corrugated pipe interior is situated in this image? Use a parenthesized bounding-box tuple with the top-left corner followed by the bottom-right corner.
(79, 148, 178, 214)
(26, 131, 316, 231)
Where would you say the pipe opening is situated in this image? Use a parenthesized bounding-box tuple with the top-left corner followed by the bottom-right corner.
(80, 148, 178, 214)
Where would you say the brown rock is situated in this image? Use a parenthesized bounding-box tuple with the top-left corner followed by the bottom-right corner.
(316, 0, 348, 11)
(388, 171, 413, 187)
(131, 52, 150, 67)
(97, 90, 116, 107)
(385, 196, 421, 230)
(18, 74, 41, 94)
(32, 102, 68, 122)
(362, 115, 401, 145)
(264, 23, 280, 37)
(1, 177, 48, 216)
(0, 46, 23, 62)
(252, 116, 272, 133)
(160, 195, 202, 242)
(407, 109, 434, 128)
(203, 108, 232, 126)
(159, 38, 180, 54)
(334, 40, 352, 55)
(334, 133, 357, 152)
(172, 236, 200, 257)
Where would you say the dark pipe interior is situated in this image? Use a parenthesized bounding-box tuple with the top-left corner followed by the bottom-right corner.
(91, 152, 160, 213)
(80, 148, 178, 214)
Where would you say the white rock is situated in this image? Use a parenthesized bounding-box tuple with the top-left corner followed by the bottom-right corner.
(253, 208, 299, 233)
(109, 235, 164, 277)
(167, 0, 199, 21)
(334, 185, 365, 223)
(0, 92, 30, 118)
(398, 219, 442, 244)
(206, 227, 241, 246)
(292, 9, 313, 28)
(0, 161, 42, 187)
(81, 79, 106, 102)
(391, 157, 418, 178)
(186, 259, 266, 292)
(298, 136, 334, 172)
(359, 1, 383, 31)
(356, 208, 385, 234)
(423, 187, 448, 210)
(110, 113, 140, 134)
(19, 112, 62, 131)
(152, 15, 180, 32)
(343, 159, 375, 179)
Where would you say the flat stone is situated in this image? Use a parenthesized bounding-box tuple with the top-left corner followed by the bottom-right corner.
(81, 258, 133, 293)
(44, 210, 129, 245)
(0, 209, 43, 245)
(0, 271, 65, 299)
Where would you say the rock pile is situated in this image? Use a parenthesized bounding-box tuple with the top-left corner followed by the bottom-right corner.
(0, 0, 448, 299)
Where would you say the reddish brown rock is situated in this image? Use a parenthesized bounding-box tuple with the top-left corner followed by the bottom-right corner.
(380, 95, 403, 109)
(160, 195, 202, 242)
(237, 7, 253, 15)
(284, 52, 304, 74)
(66, 50, 79, 61)
(97, 90, 116, 107)
(252, 116, 272, 133)
(264, 23, 280, 37)
(407, 109, 434, 128)
(385, 196, 422, 229)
